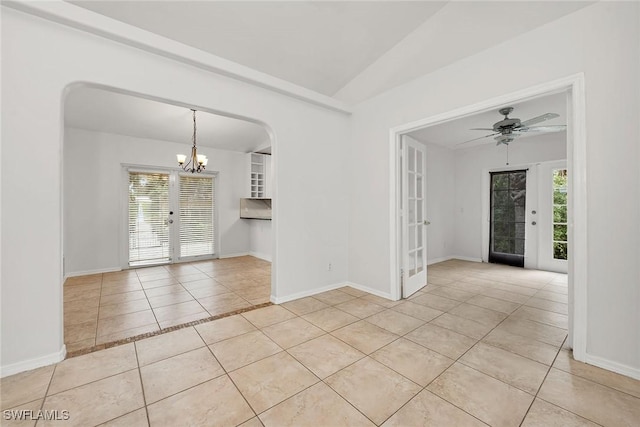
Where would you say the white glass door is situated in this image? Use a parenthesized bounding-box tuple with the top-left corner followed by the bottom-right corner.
(402, 137, 428, 298)
(537, 161, 568, 273)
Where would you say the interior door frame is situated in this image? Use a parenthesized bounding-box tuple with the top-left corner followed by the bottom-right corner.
(389, 73, 587, 362)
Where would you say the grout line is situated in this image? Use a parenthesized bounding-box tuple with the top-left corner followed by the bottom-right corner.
(132, 342, 152, 427)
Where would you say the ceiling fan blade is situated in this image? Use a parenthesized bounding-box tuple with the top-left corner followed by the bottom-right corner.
(469, 128, 495, 131)
(519, 113, 559, 127)
(516, 125, 567, 133)
(456, 132, 500, 145)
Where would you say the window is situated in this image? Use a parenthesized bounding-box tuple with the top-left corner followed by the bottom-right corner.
(179, 175, 215, 258)
(552, 169, 568, 260)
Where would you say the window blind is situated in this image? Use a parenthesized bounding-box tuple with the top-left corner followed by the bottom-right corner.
(179, 175, 215, 258)
(128, 172, 170, 265)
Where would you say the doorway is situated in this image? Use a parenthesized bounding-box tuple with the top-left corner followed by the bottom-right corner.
(489, 170, 527, 267)
(389, 74, 588, 361)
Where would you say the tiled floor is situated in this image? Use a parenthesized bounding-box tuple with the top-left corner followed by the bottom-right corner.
(4, 260, 640, 426)
(63, 256, 271, 353)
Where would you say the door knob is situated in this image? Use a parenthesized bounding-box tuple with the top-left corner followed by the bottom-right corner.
(531, 221, 536, 225)
(424, 220, 431, 225)
(167, 219, 174, 224)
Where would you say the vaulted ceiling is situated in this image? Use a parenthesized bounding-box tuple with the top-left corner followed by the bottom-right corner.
(69, 1, 594, 103)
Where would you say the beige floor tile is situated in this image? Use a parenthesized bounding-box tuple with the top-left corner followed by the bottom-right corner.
(427, 275, 456, 286)
(447, 281, 489, 294)
(66, 338, 96, 353)
(188, 284, 232, 299)
(241, 305, 296, 328)
(553, 350, 640, 398)
(100, 408, 149, 426)
(97, 310, 158, 337)
(65, 320, 98, 344)
(332, 320, 398, 354)
(195, 314, 257, 344)
(288, 334, 364, 379)
(198, 293, 251, 316)
(65, 275, 102, 286)
(64, 296, 100, 312)
(480, 288, 531, 304)
(427, 286, 477, 302)
(147, 375, 254, 427)
(339, 286, 370, 297)
(64, 285, 101, 302)
(427, 363, 533, 427)
(174, 272, 210, 283)
(460, 342, 548, 394)
(482, 328, 559, 365)
(49, 344, 138, 395)
(40, 370, 144, 427)
(2, 398, 44, 427)
(335, 298, 385, 318)
(325, 357, 421, 425)
(512, 306, 568, 329)
(180, 278, 221, 290)
(448, 303, 508, 326)
(0, 365, 54, 410)
(361, 294, 401, 308)
(411, 293, 462, 311)
(64, 305, 99, 326)
(391, 301, 444, 321)
(371, 338, 454, 387)
(238, 417, 263, 427)
(521, 398, 599, 427)
(99, 290, 147, 305)
(141, 277, 180, 289)
(230, 352, 318, 414)
(140, 347, 224, 403)
(312, 289, 356, 305)
(490, 282, 538, 296)
(135, 327, 205, 366)
(152, 300, 205, 323)
(100, 282, 143, 296)
(234, 285, 271, 301)
(259, 382, 375, 427)
(539, 368, 640, 427)
(158, 311, 210, 329)
(365, 309, 425, 335)
(147, 290, 194, 308)
(466, 294, 521, 314)
(301, 307, 359, 332)
(210, 330, 282, 371)
(99, 299, 152, 319)
(281, 297, 328, 316)
(430, 313, 494, 340)
(96, 323, 160, 345)
(496, 318, 567, 347)
(534, 289, 569, 303)
(261, 317, 324, 349)
(405, 323, 477, 359)
(524, 297, 568, 315)
(382, 390, 488, 427)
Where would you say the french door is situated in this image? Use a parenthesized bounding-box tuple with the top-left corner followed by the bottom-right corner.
(489, 170, 527, 267)
(127, 169, 216, 267)
(401, 137, 428, 297)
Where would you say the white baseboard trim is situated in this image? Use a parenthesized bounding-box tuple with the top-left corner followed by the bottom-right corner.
(427, 256, 454, 266)
(218, 252, 250, 259)
(1, 345, 66, 378)
(271, 282, 347, 304)
(249, 251, 272, 262)
(344, 281, 394, 300)
(64, 267, 122, 280)
(427, 256, 483, 266)
(584, 353, 640, 380)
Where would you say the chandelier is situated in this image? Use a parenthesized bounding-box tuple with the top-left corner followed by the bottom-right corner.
(177, 109, 208, 173)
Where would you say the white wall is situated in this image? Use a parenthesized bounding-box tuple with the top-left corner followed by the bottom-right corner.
(63, 128, 251, 275)
(453, 132, 567, 260)
(249, 220, 272, 262)
(1, 8, 349, 374)
(348, 2, 639, 373)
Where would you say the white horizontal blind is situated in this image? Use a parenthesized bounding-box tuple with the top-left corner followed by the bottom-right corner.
(128, 172, 170, 266)
(179, 175, 215, 258)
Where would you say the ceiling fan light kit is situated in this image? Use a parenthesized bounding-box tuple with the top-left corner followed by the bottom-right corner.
(459, 106, 567, 146)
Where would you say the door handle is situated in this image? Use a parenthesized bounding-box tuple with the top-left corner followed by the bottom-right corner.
(424, 220, 431, 225)
(531, 221, 536, 225)
(165, 219, 174, 225)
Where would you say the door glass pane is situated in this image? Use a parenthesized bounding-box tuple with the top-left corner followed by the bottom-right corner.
(128, 172, 170, 266)
(179, 175, 215, 258)
(409, 225, 416, 251)
(408, 200, 415, 224)
(417, 224, 423, 248)
(409, 251, 416, 276)
(408, 147, 416, 173)
(552, 168, 568, 260)
(416, 201, 423, 223)
(416, 249, 424, 273)
(416, 150, 423, 174)
(416, 175, 423, 200)
(490, 170, 527, 266)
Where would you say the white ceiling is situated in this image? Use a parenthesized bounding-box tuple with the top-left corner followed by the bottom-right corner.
(408, 92, 567, 149)
(68, 1, 593, 101)
(65, 87, 270, 152)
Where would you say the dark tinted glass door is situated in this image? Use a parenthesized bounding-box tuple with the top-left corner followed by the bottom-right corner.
(489, 170, 527, 267)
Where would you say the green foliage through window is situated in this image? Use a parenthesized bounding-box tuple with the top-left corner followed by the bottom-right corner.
(552, 169, 568, 260)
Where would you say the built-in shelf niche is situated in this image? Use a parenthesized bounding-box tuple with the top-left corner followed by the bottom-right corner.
(240, 198, 272, 220)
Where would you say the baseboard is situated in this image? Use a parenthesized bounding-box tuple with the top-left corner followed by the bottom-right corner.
(427, 256, 454, 265)
(1, 345, 66, 378)
(249, 251, 272, 262)
(64, 267, 122, 280)
(344, 281, 394, 300)
(270, 282, 347, 304)
(584, 353, 640, 380)
(450, 255, 483, 263)
(218, 252, 250, 259)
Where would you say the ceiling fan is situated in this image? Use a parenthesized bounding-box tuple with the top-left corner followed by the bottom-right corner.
(459, 106, 566, 146)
